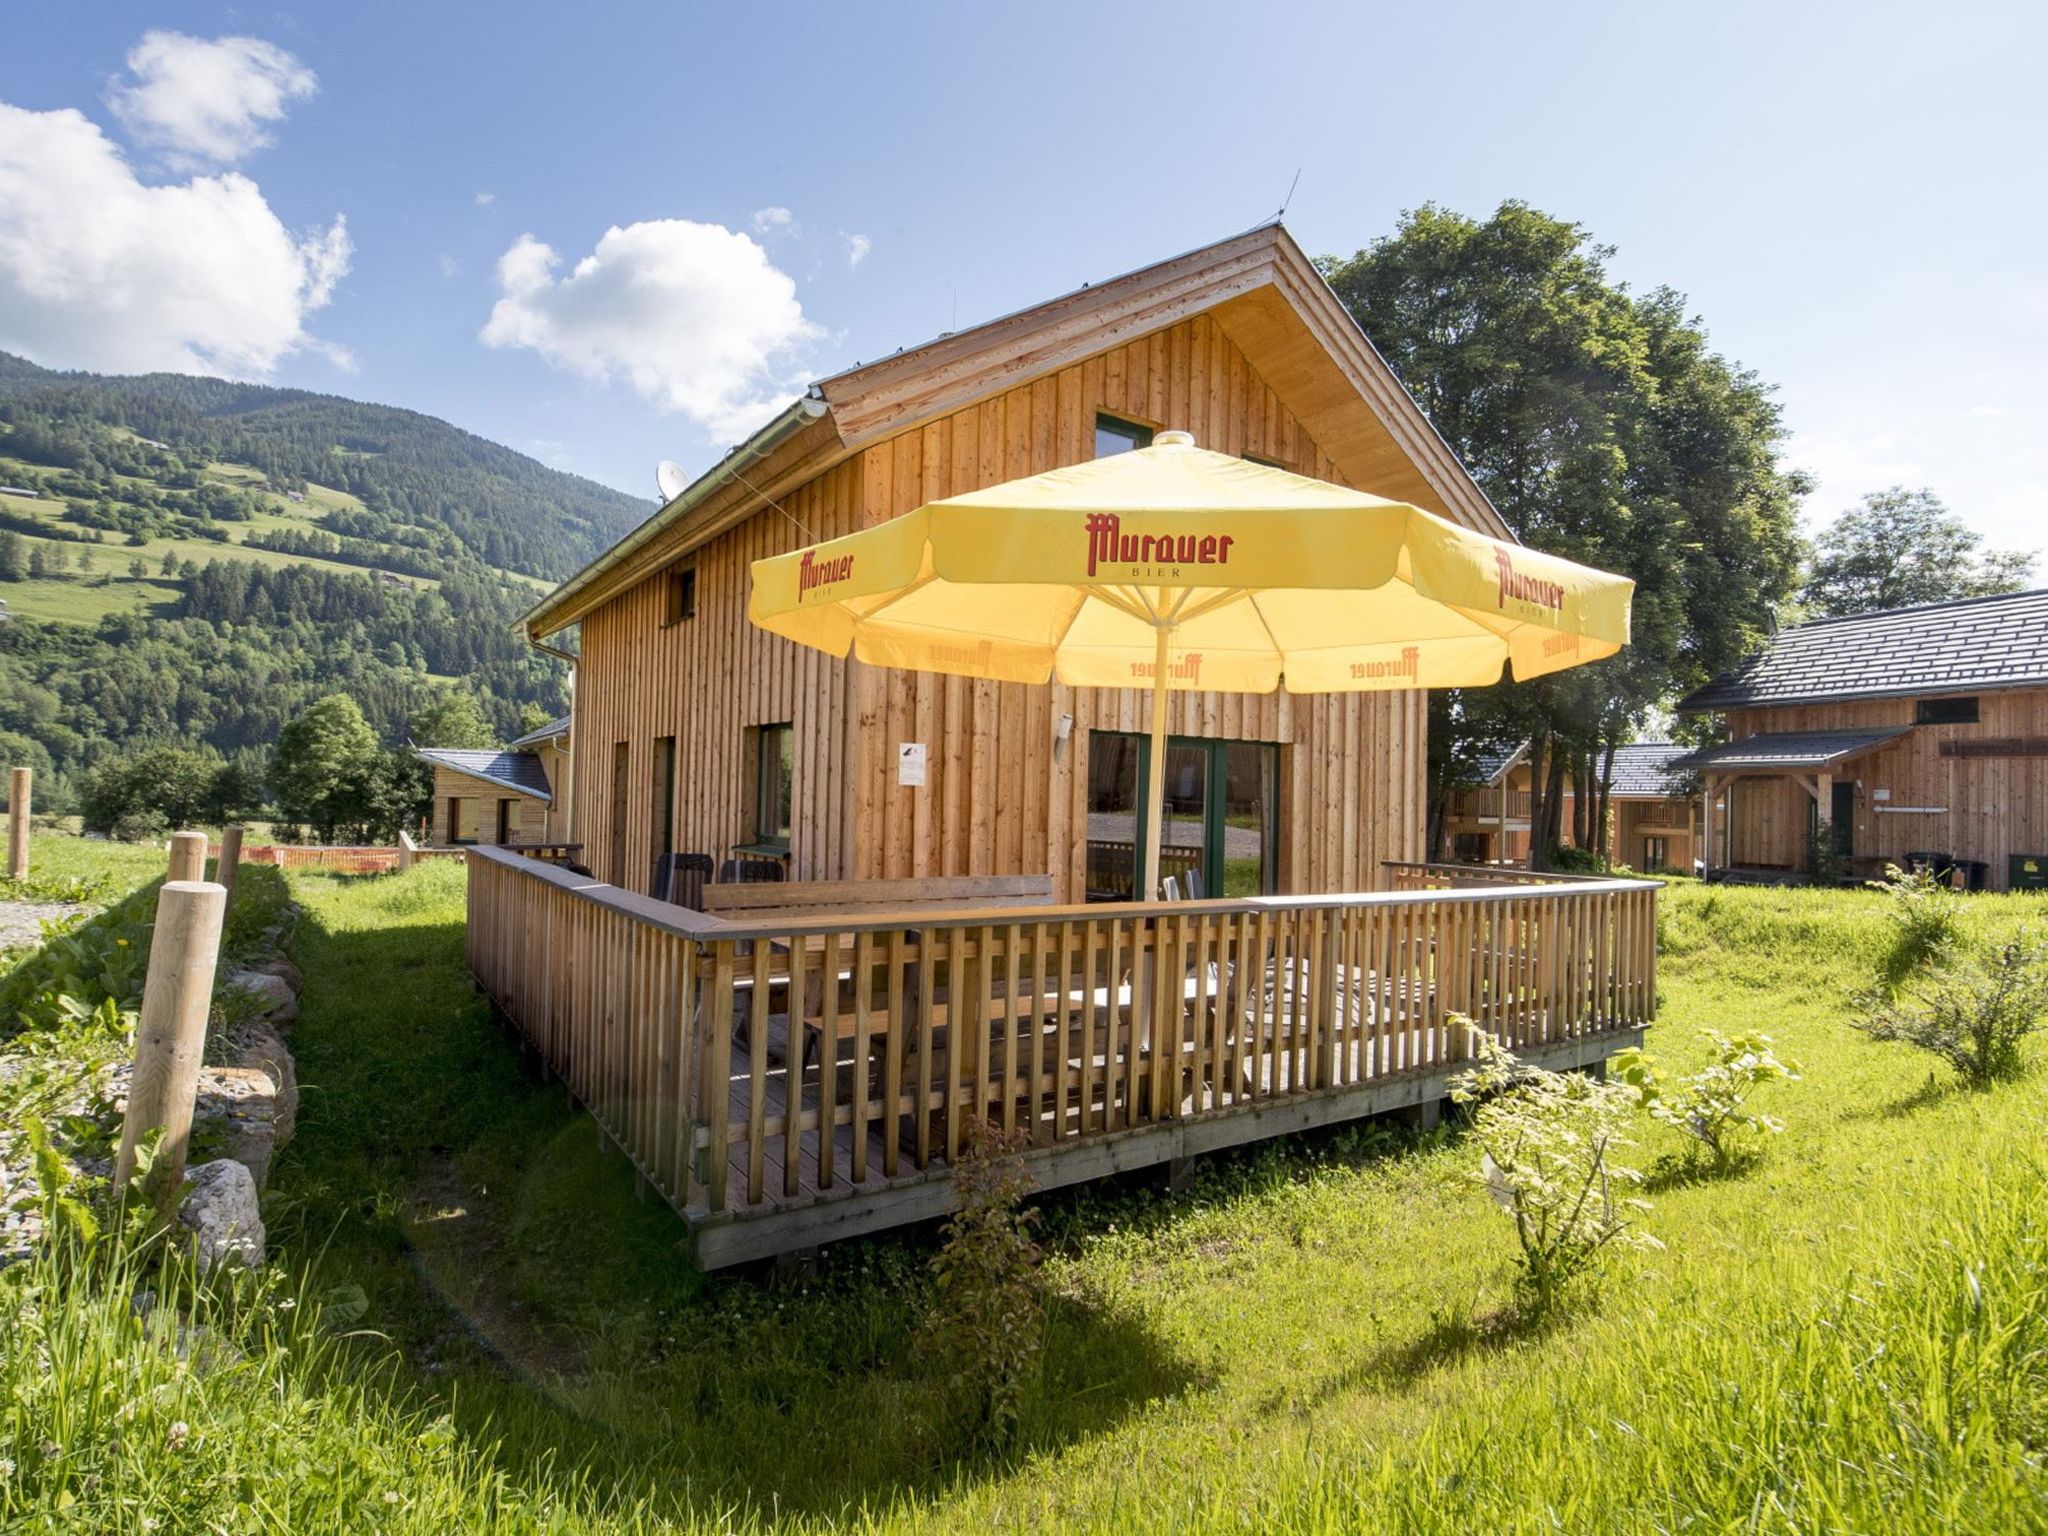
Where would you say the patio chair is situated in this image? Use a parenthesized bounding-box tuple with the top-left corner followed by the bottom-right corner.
(655, 851, 714, 908)
(717, 857, 785, 885)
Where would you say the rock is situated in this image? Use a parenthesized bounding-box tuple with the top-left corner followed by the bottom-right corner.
(223, 969, 297, 1024)
(250, 955, 303, 992)
(228, 1021, 297, 1145)
(176, 1160, 264, 1271)
(192, 1066, 281, 1190)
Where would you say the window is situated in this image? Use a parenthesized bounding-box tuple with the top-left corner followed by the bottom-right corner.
(664, 566, 697, 625)
(650, 735, 676, 868)
(1094, 413, 1154, 458)
(609, 741, 630, 885)
(1084, 731, 1279, 901)
(495, 798, 515, 844)
(748, 723, 794, 852)
(1916, 696, 1979, 724)
(1643, 835, 1670, 873)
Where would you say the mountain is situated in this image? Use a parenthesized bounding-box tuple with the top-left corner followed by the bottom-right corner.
(0, 351, 649, 580)
(0, 353, 652, 808)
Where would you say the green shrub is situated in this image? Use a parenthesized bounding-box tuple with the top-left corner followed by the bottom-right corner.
(923, 1118, 1045, 1448)
(1448, 1029, 1658, 1313)
(1612, 1029, 1799, 1168)
(1870, 861, 1964, 992)
(1855, 933, 2048, 1088)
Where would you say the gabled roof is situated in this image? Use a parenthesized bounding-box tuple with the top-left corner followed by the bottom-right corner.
(415, 748, 552, 802)
(1672, 728, 1914, 774)
(506, 714, 570, 750)
(1680, 589, 2048, 712)
(1466, 742, 1528, 787)
(523, 222, 1513, 638)
(1607, 742, 1694, 798)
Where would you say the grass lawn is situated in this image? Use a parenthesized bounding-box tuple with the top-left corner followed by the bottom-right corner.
(3, 854, 2045, 1531)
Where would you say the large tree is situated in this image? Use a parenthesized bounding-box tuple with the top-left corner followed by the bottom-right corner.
(1321, 201, 1807, 866)
(1803, 487, 2034, 618)
(271, 694, 382, 842)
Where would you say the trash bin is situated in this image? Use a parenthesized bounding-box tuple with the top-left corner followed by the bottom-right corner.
(2009, 854, 2048, 891)
(1956, 859, 1990, 892)
(1907, 850, 1954, 880)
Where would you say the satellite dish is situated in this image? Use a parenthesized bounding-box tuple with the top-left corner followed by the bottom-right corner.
(655, 460, 691, 503)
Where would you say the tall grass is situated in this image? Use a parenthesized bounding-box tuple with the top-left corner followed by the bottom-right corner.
(3, 855, 2046, 1532)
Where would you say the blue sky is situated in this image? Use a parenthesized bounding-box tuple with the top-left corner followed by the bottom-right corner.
(4, 2, 2043, 550)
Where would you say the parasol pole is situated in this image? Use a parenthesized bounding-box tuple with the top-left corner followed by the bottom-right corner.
(1142, 610, 1172, 901)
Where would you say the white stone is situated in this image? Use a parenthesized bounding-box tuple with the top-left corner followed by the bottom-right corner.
(176, 1159, 265, 1271)
(224, 969, 297, 1024)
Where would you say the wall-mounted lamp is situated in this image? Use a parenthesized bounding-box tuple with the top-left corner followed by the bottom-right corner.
(1053, 712, 1075, 762)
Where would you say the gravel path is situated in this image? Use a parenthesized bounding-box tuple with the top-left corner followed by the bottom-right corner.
(0, 900, 87, 953)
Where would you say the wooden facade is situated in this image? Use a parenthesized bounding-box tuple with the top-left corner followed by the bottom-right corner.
(1444, 761, 1699, 874)
(536, 227, 1516, 906)
(428, 765, 549, 846)
(1704, 691, 2048, 887)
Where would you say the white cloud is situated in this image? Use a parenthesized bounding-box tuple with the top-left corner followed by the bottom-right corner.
(1968, 403, 2007, 419)
(751, 206, 794, 238)
(439, 254, 460, 278)
(475, 191, 495, 207)
(843, 232, 871, 268)
(0, 101, 350, 376)
(107, 30, 315, 168)
(480, 219, 821, 441)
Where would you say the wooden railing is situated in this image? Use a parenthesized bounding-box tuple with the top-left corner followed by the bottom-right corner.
(1385, 860, 1621, 891)
(465, 849, 1659, 1220)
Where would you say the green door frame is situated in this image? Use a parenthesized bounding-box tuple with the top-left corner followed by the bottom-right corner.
(1113, 733, 1279, 898)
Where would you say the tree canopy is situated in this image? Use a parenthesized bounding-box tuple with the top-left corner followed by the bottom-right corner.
(1802, 487, 2035, 618)
(1320, 200, 1808, 863)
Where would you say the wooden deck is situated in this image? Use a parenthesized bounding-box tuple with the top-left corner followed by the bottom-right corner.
(465, 850, 1660, 1269)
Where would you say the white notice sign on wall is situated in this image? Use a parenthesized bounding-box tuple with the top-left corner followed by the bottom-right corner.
(898, 742, 927, 787)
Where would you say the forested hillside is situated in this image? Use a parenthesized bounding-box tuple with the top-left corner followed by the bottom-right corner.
(0, 353, 651, 812)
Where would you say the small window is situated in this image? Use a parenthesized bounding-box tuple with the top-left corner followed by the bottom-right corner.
(664, 566, 697, 625)
(1916, 696, 1980, 725)
(749, 723, 794, 851)
(1094, 413, 1154, 458)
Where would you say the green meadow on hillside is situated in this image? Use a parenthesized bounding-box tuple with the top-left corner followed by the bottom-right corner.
(2, 848, 2043, 1532)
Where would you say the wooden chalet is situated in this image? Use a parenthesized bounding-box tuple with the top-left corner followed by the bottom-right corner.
(1444, 743, 1699, 873)
(418, 715, 571, 847)
(466, 224, 1661, 1267)
(1678, 588, 2048, 888)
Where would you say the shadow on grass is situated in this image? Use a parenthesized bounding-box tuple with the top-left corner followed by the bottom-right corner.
(263, 879, 1197, 1522)
(1642, 1146, 1764, 1194)
(1846, 1072, 1958, 1122)
(1258, 1295, 1573, 1417)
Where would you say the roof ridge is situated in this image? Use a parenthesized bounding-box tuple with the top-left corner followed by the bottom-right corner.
(1782, 585, 2048, 633)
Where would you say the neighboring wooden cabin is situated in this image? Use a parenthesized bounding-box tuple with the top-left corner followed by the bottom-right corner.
(1443, 743, 1698, 872)
(418, 715, 571, 846)
(1678, 589, 2048, 888)
(522, 224, 1522, 904)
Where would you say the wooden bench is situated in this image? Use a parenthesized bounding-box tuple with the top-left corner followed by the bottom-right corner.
(699, 873, 1054, 923)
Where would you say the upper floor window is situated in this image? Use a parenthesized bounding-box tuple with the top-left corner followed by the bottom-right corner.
(664, 566, 697, 625)
(1916, 696, 1980, 725)
(1094, 413, 1154, 458)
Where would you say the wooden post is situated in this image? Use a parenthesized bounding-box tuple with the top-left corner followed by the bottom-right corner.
(113, 879, 226, 1204)
(7, 766, 28, 882)
(216, 824, 243, 916)
(167, 829, 207, 885)
(398, 829, 417, 872)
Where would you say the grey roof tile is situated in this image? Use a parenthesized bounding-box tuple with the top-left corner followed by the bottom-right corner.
(1607, 743, 1693, 797)
(1672, 727, 1913, 773)
(415, 748, 553, 801)
(1679, 588, 2048, 711)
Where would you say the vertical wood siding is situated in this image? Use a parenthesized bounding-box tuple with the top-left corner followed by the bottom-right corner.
(1718, 692, 2048, 886)
(570, 314, 1428, 901)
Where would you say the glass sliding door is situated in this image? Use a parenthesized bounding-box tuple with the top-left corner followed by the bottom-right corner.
(1084, 731, 1279, 901)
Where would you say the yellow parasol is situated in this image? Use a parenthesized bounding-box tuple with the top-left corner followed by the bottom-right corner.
(750, 431, 1633, 898)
